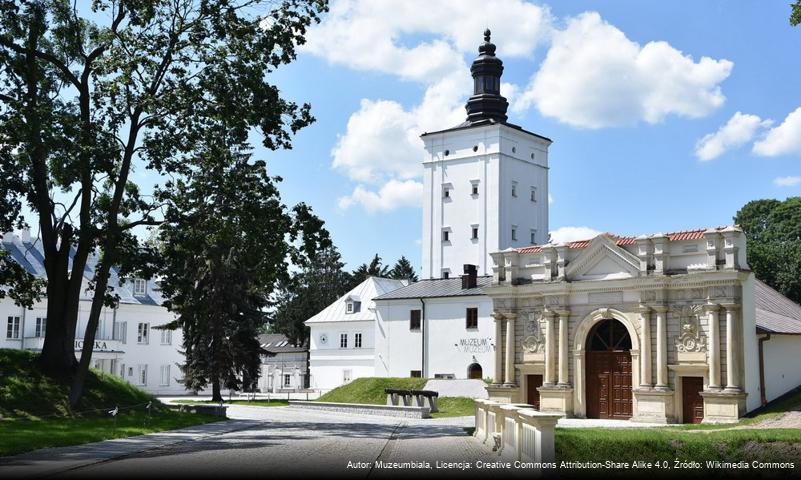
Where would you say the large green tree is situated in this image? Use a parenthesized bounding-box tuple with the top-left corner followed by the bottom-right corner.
(0, 0, 326, 407)
(735, 198, 801, 303)
(388, 255, 418, 282)
(792, 1, 801, 26)
(271, 244, 350, 345)
(158, 133, 329, 401)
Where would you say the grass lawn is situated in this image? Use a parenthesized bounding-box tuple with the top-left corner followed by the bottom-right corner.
(0, 349, 218, 456)
(317, 377, 428, 404)
(0, 411, 220, 457)
(431, 397, 475, 418)
(172, 399, 289, 407)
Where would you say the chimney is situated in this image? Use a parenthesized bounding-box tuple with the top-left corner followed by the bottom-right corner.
(461, 264, 477, 289)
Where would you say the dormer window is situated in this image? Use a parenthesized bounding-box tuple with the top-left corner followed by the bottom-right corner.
(133, 278, 146, 296)
(345, 297, 361, 314)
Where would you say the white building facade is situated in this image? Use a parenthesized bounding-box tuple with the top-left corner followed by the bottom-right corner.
(257, 333, 308, 392)
(1, 231, 187, 395)
(306, 277, 406, 392)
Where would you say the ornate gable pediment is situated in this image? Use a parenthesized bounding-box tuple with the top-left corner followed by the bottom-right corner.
(564, 234, 641, 281)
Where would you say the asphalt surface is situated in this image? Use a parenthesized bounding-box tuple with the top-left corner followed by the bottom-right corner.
(2, 405, 505, 479)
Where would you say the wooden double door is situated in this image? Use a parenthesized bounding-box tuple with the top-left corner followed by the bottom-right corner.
(585, 319, 633, 420)
(682, 377, 705, 424)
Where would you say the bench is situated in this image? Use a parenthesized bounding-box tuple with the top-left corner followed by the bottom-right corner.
(385, 388, 439, 412)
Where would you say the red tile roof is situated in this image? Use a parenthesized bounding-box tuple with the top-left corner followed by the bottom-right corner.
(514, 227, 732, 254)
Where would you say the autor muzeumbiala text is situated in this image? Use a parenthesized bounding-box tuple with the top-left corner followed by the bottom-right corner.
(346, 460, 795, 471)
(346, 460, 558, 470)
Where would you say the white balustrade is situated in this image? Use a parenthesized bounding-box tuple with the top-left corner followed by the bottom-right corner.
(474, 401, 561, 466)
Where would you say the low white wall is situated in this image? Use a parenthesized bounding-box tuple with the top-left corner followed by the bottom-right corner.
(763, 334, 801, 402)
(289, 401, 430, 419)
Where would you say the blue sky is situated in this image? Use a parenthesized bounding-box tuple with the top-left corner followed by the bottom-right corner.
(188, 2, 801, 272)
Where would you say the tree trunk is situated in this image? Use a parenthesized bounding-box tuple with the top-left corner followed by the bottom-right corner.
(69, 260, 112, 409)
(211, 378, 223, 402)
(37, 276, 78, 376)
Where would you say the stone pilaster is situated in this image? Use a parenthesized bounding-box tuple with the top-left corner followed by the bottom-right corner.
(722, 304, 741, 392)
(704, 302, 721, 390)
(543, 309, 555, 386)
(504, 313, 517, 386)
(638, 305, 652, 389)
(492, 311, 505, 386)
(654, 305, 669, 390)
(557, 310, 569, 386)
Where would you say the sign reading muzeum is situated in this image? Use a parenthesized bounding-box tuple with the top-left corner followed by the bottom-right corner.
(484, 228, 763, 423)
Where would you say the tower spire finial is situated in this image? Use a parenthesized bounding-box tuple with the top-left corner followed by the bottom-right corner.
(464, 29, 508, 124)
(484, 28, 491, 43)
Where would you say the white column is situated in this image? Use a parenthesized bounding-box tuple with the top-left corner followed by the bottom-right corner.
(543, 310, 555, 386)
(504, 313, 517, 386)
(724, 304, 741, 391)
(654, 306, 669, 390)
(557, 310, 569, 386)
(705, 303, 721, 390)
(492, 312, 504, 385)
(638, 305, 652, 389)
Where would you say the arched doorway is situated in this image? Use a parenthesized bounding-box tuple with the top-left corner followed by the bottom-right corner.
(467, 363, 483, 380)
(585, 319, 633, 419)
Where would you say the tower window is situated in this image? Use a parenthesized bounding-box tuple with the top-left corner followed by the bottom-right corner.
(444, 149, 450, 156)
(511, 226, 518, 242)
(530, 187, 537, 202)
(470, 181, 479, 196)
(531, 152, 536, 160)
(473, 145, 478, 152)
(442, 229, 450, 242)
(531, 229, 537, 244)
(472, 227, 479, 240)
(511, 182, 518, 197)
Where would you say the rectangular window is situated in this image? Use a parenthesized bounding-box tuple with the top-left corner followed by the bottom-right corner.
(128, 367, 134, 377)
(284, 373, 291, 387)
(443, 185, 451, 198)
(6, 316, 20, 339)
(114, 321, 127, 344)
(354, 333, 362, 348)
(530, 229, 537, 244)
(410, 370, 422, 378)
(471, 183, 479, 196)
(442, 271, 450, 279)
(339, 333, 348, 348)
(35, 317, 47, 337)
(133, 278, 147, 296)
(471, 227, 479, 240)
(346, 302, 354, 313)
(530, 187, 537, 202)
(343, 369, 352, 383)
(160, 365, 171, 386)
(466, 308, 479, 329)
(138, 365, 148, 386)
(410, 310, 421, 331)
(442, 230, 449, 242)
(160, 329, 172, 345)
(511, 182, 518, 197)
(511, 227, 518, 242)
(119, 363, 126, 379)
(137, 323, 149, 344)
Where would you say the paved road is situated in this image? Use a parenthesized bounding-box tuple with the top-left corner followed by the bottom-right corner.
(3, 406, 505, 479)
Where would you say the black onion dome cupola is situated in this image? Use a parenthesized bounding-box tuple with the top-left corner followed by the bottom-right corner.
(465, 29, 509, 124)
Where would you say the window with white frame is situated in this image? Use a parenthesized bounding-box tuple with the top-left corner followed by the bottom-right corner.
(160, 328, 172, 345)
(442, 228, 450, 242)
(6, 316, 20, 339)
(340, 333, 348, 348)
(530, 186, 537, 202)
(343, 369, 352, 383)
(137, 365, 148, 385)
(160, 365, 171, 386)
(133, 278, 147, 296)
(511, 181, 518, 197)
(470, 180, 479, 196)
(530, 229, 537, 244)
(354, 333, 362, 348)
(283, 374, 291, 387)
(511, 226, 518, 242)
(137, 323, 149, 344)
(35, 317, 47, 337)
(114, 321, 127, 343)
(471, 225, 479, 240)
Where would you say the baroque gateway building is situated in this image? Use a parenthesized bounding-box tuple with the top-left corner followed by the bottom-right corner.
(304, 30, 801, 422)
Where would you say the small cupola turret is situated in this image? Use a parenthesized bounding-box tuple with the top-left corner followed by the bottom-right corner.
(465, 29, 509, 125)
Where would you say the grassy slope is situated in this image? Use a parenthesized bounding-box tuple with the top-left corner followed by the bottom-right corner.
(0, 349, 153, 418)
(318, 377, 428, 405)
(317, 377, 475, 417)
(0, 349, 217, 457)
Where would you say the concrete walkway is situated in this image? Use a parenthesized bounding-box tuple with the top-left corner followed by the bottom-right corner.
(0, 419, 262, 478)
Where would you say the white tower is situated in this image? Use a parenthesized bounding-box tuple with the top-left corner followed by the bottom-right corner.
(421, 30, 552, 279)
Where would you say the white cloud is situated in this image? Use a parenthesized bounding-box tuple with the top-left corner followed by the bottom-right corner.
(774, 176, 801, 187)
(694, 112, 772, 161)
(304, 0, 552, 83)
(753, 107, 801, 157)
(515, 12, 733, 128)
(338, 179, 423, 213)
(549, 226, 602, 244)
